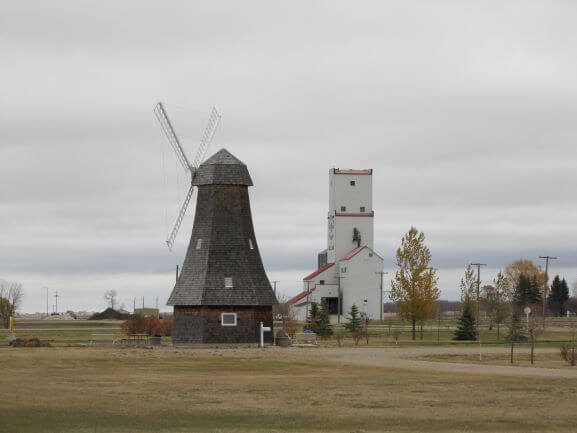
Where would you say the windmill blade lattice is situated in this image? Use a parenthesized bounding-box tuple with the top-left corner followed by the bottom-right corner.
(154, 102, 192, 173)
(154, 102, 221, 250)
(193, 107, 221, 169)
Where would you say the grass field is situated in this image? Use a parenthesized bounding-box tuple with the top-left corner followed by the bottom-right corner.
(2, 346, 577, 433)
(3, 316, 577, 347)
(2, 319, 577, 433)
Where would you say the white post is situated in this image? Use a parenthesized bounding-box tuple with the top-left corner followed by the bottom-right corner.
(260, 321, 272, 348)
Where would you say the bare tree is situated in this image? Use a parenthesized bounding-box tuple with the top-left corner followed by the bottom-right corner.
(103, 290, 118, 310)
(0, 280, 24, 328)
(527, 315, 543, 365)
(272, 291, 290, 318)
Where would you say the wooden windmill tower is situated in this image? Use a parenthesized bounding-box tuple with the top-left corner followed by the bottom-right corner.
(154, 103, 277, 345)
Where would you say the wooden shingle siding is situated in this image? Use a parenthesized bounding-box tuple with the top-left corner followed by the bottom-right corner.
(167, 149, 277, 345)
(173, 306, 273, 345)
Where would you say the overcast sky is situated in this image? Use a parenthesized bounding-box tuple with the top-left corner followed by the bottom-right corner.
(1, 1, 576, 313)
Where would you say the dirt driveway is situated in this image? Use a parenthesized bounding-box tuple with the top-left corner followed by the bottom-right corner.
(308, 345, 577, 378)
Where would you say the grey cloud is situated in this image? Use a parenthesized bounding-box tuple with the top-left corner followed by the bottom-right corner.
(1, 1, 576, 311)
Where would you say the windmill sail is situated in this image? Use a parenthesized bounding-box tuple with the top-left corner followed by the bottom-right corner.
(155, 102, 221, 250)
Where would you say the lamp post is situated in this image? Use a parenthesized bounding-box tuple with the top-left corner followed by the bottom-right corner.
(524, 306, 531, 332)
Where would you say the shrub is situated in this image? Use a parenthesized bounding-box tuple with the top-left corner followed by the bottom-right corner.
(334, 327, 345, 347)
(392, 329, 401, 344)
(121, 315, 171, 337)
(9, 337, 50, 347)
(560, 344, 576, 366)
(282, 316, 299, 339)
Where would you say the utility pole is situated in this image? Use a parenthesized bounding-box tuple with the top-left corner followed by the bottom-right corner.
(54, 291, 59, 315)
(539, 255, 558, 323)
(175, 265, 179, 284)
(470, 263, 486, 361)
(133, 297, 136, 313)
(271, 280, 280, 297)
(337, 276, 346, 324)
(375, 271, 388, 322)
(305, 280, 313, 323)
(142, 296, 144, 309)
(44, 287, 49, 318)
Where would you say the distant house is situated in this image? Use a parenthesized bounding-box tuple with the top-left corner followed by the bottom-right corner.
(133, 308, 158, 318)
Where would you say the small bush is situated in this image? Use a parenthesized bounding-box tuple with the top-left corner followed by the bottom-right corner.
(392, 329, 401, 344)
(560, 344, 576, 366)
(282, 316, 299, 339)
(9, 337, 50, 347)
(121, 315, 172, 337)
(334, 327, 345, 347)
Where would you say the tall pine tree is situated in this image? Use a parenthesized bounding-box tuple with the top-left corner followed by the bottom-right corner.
(514, 273, 541, 308)
(305, 302, 320, 332)
(454, 298, 477, 341)
(548, 275, 569, 317)
(345, 304, 362, 333)
(316, 300, 333, 338)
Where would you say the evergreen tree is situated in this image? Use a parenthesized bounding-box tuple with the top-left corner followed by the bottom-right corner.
(548, 275, 569, 317)
(316, 300, 333, 338)
(305, 302, 320, 332)
(345, 304, 362, 333)
(454, 298, 477, 341)
(529, 276, 542, 305)
(514, 273, 541, 308)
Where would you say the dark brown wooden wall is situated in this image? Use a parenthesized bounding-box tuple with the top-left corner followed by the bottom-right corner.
(173, 306, 273, 345)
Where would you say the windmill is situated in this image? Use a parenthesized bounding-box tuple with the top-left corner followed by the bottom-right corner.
(154, 102, 221, 250)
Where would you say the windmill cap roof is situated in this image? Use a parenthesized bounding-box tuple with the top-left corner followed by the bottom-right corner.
(193, 148, 253, 186)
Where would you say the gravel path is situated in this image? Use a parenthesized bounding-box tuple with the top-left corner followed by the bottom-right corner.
(312, 345, 577, 378)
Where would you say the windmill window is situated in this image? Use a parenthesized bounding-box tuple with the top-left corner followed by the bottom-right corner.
(360, 206, 365, 212)
(369, 253, 373, 257)
(221, 313, 237, 326)
(319, 280, 325, 285)
(350, 181, 356, 186)
(249, 239, 254, 250)
(341, 267, 347, 273)
(196, 239, 202, 249)
(224, 277, 233, 288)
(340, 206, 346, 212)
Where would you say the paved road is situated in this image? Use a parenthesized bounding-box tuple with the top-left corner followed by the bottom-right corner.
(312, 345, 577, 378)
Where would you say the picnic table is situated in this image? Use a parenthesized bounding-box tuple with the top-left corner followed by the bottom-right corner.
(128, 334, 149, 346)
(89, 334, 119, 346)
(293, 332, 317, 346)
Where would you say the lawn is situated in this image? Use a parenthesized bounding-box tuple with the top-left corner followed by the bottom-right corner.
(1, 346, 577, 433)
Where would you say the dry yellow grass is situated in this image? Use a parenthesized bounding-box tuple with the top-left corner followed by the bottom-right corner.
(1, 346, 577, 433)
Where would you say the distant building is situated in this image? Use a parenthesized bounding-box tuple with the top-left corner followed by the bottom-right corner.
(288, 168, 384, 321)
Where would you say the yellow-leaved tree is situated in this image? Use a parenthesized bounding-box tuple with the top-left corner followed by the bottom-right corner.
(390, 227, 440, 340)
